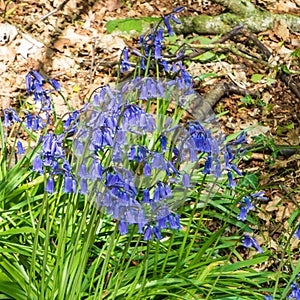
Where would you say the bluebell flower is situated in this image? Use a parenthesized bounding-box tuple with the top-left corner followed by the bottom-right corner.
(154, 28, 164, 59)
(119, 221, 129, 236)
(231, 131, 247, 145)
(16, 141, 25, 154)
(244, 196, 255, 211)
(287, 281, 300, 299)
(78, 162, 89, 179)
(64, 173, 74, 194)
(143, 163, 152, 176)
(49, 78, 61, 91)
(164, 15, 174, 36)
(32, 70, 45, 85)
(63, 110, 80, 136)
(203, 155, 213, 175)
(250, 191, 268, 201)
(139, 77, 165, 100)
(25, 72, 33, 93)
(237, 205, 247, 221)
(89, 158, 103, 181)
(121, 47, 131, 73)
(62, 159, 72, 172)
(152, 152, 167, 171)
(79, 179, 88, 194)
(167, 214, 181, 230)
(295, 223, 300, 240)
(144, 225, 152, 240)
(242, 234, 263, 253)
(264, 296, 273, 300)
(32, 115, 45, 130)
(143, 188, 150, 203)
(160, 135, 167, 152)
(163, 7, 184, 36)
(3, 108, 21, 127)
(160, 59, 170, 71)
(230, 163, 242, 176)
(45, 176, 55, 194)
(227, 171, 236, 188)
(173, 6, 185, 13)
(153, 226, 162, 240)
(226, 144, 234, 160)
(182, 173, 191, 188)
(33, 155, 43, 173)
(72, 77, 229, 239)
(24, 113, 33, 129)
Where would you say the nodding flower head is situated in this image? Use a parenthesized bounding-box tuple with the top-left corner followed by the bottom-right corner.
(242, 234, 263, 253)
(3, 108, 21, 127)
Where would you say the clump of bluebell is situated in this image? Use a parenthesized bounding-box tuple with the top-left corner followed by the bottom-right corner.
(72, 77, 228, 240)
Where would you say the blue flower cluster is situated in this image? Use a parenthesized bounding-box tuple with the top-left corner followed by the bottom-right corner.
(25, 70, 60, 111)
(72, 76, 228, 240)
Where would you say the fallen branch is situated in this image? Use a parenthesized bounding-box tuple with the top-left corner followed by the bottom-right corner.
(174, 0, 300, 35)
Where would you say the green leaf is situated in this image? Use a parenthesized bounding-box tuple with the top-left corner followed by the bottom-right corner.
(194, 73, 219, 81)
(72, 85, 80, 92)
(222, 256, 267, 272)
(281, 64, 291, 74)
(238, 172, 259, 189)
(0, 227, 36, 236)
(240, 95, 253, 104)
(291, 47, 300, 58)
(106, 17, 159, 34)
(266, 76, 277, 86)
(191, 51, 216, 62)
(251, 73, 264, 83)
(0, 281, 27, 300)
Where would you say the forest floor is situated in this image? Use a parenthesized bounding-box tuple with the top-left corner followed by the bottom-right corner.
(0, 0, 299, 262)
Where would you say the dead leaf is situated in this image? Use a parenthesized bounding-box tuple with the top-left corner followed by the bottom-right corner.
(96, 34, 126, 53)
(63, 28, 91, 46)
(53, 38, 71, 52)
(0, 62, 7, 73)
(0, 46, 16, 64)
(16, 33, 44, 58)
(275, 205, 294, 222)
(274, 1, 299, 13)
(265, 195, 282, 212)
(240, 119, 270, 137)
(273, 20, 290, 42)
(0, 23, 18, 45)
(106, 0, 122, 12)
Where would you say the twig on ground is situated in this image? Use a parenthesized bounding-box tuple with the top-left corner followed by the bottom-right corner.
(39, 0, 71, 22)
(279, 71, 300, 99)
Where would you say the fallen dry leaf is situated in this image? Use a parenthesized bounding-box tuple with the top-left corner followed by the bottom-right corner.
(0, 46, 16, 64)
(0, 23, 18, 45)
(16, 33, 44, 58)
(273, 20, 290, 41)
(53, 38, 71, 52)
(106, 0, 122, 12)
(265, 195, 282, 212)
